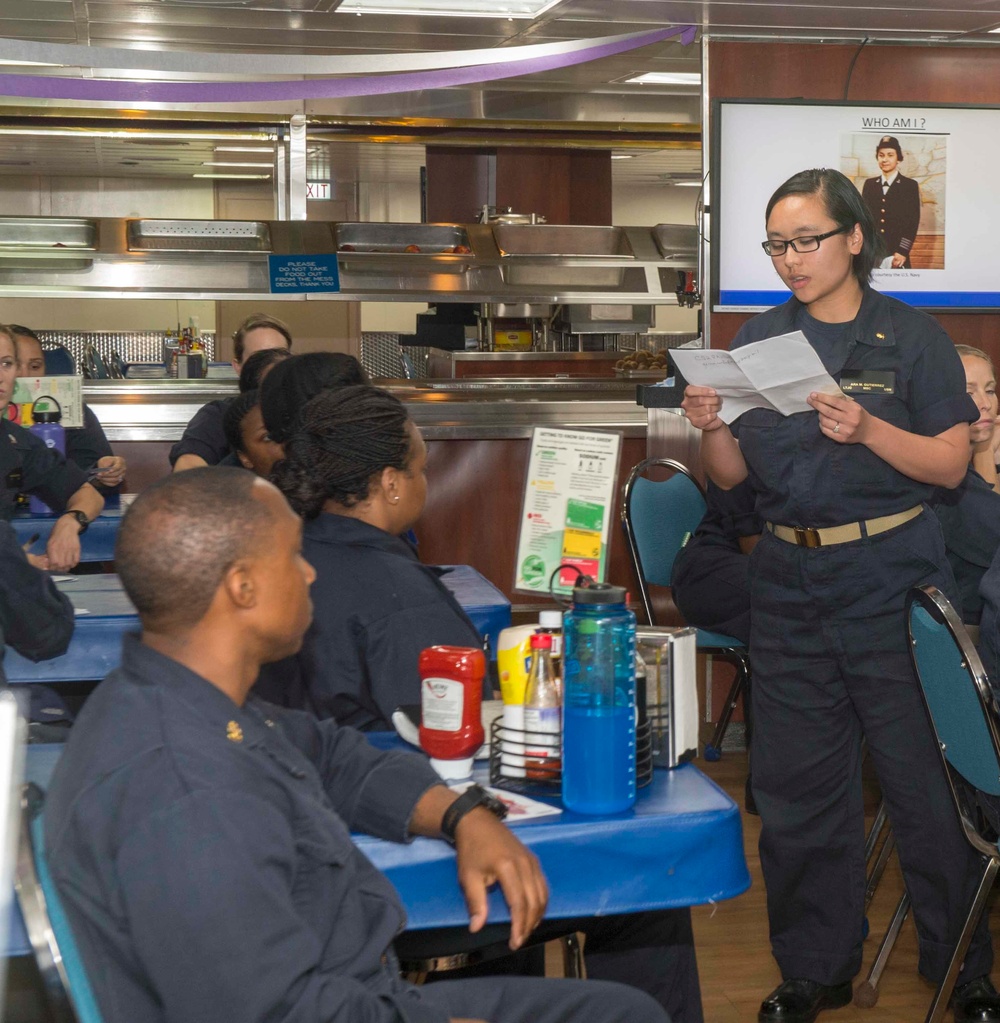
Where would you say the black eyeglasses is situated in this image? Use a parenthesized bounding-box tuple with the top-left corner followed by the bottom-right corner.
(761, 226, 849, 257)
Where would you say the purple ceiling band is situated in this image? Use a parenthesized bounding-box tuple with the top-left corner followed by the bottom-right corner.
(0, 25, 696, 104)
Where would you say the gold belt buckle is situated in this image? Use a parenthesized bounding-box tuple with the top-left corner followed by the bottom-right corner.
(793, 526, 822, 548)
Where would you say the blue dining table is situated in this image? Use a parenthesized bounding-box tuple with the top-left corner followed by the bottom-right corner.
(10, 497, 125, 564)
(4, 567, 511, 683)
(7, 738, 749, 956)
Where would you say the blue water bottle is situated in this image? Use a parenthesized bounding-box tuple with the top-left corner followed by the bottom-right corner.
(28, 395, 65, 515)
(561, 582, 637, 814)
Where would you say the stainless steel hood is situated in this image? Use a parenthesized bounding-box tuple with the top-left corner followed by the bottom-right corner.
(0, 215, 697, 304)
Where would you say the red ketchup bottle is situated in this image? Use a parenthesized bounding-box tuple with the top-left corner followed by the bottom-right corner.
(418, 645, 486, 782)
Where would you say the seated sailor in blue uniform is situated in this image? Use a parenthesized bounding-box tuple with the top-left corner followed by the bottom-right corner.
(259, 383, 485, 729)
(11, 325, 126, 494)
(170, 313, 293, 471)
(932, 345, 1000, 625)
(44, 466, 668, 1023)
(0, 326, 103, 571)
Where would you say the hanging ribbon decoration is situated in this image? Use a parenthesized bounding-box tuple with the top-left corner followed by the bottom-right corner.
(0, 25, 696, 104)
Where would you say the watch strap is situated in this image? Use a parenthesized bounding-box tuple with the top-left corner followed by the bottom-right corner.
(63, 509, 90, 534)
(440, 783, 507, 845)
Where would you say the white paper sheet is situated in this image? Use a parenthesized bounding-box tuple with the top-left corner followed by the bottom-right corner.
(671, 331, 846, 423)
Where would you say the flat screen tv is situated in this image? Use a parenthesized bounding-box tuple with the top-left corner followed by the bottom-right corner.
(712, 99, 1000, 312)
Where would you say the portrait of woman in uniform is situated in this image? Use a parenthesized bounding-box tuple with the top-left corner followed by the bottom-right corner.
(842, 131, 946, 271)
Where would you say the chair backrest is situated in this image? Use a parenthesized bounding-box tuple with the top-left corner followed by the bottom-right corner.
(43, 347, 76, 376)
(0, 693, 25, 1009)
(621, 458, 707, 626)
(14, 784, 105, 1023)
(906, 585, 1000, 860)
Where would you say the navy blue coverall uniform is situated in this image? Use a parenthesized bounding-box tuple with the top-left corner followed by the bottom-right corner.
(168, 397, 232, 467)
(45, 636, 668, 1023)
(0, 417, 88, 521)
(932, 467, 1000, 625)
(0, 519, 74, 685)
(730, 286, 990, 987)
(670, 478, 759, 646)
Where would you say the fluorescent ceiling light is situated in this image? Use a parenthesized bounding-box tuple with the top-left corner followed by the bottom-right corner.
(672, 180, 703, 187)
(193, 173, 271, 180)
(627, 72, 701, 86)
(202, 161, 273, 168)
(214, 146, 276, 153)
(0, 128, 270, 141)
(337, 0, 564, 17)
(611, 154, 635, 160)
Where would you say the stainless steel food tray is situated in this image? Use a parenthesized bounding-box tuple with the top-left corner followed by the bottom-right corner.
(652, 224, 698, 261)
(0, 217, 97, 270)
(334, 222, 472, 274)
(127, 220, 272, 252)
(494, 225, 634, 286)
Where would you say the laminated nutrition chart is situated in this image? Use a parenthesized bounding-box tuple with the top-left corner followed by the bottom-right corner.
(514, 427, 622, 596)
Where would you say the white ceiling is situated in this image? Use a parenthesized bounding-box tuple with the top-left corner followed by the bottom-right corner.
(0, 1, 995, 185)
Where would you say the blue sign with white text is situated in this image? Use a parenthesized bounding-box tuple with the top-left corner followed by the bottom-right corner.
(268, 254, 340, 293)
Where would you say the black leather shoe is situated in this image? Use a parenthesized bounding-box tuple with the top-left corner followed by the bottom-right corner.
(758, 979, 853, 1023)
(952, 975, 1000, 1023)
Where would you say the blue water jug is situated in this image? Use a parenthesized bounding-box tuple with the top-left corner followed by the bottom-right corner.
(561, 582, 637, 814)
(28, 395, 65, 515)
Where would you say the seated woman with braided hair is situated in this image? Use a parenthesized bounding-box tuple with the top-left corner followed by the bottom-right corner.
(257, 383, 483, 729)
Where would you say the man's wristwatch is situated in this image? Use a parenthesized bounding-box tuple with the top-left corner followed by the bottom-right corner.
(440, 784, 508, 845)
(61, 509, 90, 535)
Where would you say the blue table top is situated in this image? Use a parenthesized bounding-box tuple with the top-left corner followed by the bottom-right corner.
(7, 740, 749, 956)
(4, 567, 510, 683)
(10, 498, 124, 564)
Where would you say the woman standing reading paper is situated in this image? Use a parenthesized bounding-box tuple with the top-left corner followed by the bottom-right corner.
(682, 168, 999, 1023)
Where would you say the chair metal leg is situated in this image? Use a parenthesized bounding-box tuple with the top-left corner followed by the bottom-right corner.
(703, 652, 750, 762)
(925, 857, 1000, 1023)
(854, 890, 910, 1008)
(865, 829, 896, 908)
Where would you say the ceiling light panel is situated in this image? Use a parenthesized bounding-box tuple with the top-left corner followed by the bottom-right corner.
(337, 0, 564, 17)
(627, 73, 701, 86)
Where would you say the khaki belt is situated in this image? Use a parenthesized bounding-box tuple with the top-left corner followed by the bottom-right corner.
(766, 505, 922, 548)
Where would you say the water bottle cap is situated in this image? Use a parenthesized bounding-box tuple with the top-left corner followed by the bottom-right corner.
(530, 632, 553, 649)
(538, 610, 562, 629)
(31, 394, 62, 423)
(572, 582, 627, 605)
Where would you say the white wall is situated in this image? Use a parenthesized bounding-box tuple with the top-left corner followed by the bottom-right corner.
(612, 182, 701, 334)
(0, 175, 218, 332)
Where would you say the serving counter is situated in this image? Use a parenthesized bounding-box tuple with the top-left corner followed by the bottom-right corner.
(83, 378, 648, 608)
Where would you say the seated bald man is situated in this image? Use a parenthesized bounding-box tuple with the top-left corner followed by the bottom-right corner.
(43, 468, 668, 1023)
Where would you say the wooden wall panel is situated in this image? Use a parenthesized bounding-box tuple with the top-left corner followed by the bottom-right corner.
(416, 435, 646, 608)
(708, 41, 1000, 352)
(425, 147, 492, 224)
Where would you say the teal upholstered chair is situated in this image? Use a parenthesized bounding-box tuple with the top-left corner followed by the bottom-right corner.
(620, 457, 751, 760)
(15, 784, 105, 1023)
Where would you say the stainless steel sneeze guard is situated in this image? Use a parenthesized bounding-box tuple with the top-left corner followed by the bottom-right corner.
(84, 378, 648, 443)
(0, 217, 696, 304)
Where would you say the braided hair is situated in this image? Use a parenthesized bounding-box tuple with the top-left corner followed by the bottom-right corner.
(271, 385, 411, 520)
(260, 351, 370, 444)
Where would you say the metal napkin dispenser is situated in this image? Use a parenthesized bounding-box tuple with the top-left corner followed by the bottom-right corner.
(636, 626, 699, 768)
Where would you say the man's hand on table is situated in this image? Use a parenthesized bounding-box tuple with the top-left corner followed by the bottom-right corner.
(410, 785, 549, 951)
(454, 805, 548, 950)
(46, 515, 83, 571)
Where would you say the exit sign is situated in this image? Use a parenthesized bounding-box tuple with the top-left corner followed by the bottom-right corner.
(306, 181, 332, 200)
